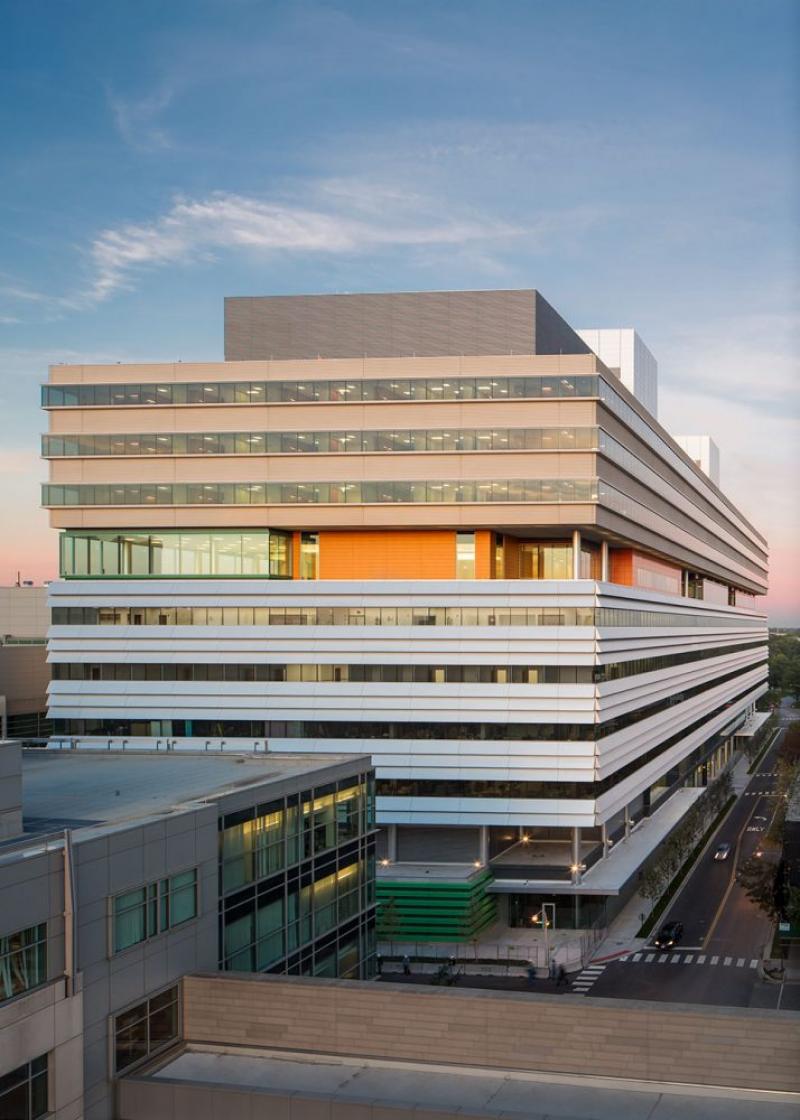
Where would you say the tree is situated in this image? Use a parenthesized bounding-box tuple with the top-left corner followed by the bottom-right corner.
(639, 863, 667, 910)
(786, 886, 800, 932)
(377, 896, 401, 952)
(738, 856, 781, 923)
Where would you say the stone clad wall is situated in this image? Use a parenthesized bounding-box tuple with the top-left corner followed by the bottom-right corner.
(180, 973, 800, 1094)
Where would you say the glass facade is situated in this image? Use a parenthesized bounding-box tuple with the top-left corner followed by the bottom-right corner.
(0, 1056, 48, 1120)
(0, 923, 47, 1003)
(112, 870, 198, 953)
(60, 529, 291, 578)
(219, 774, 376, 979)
(51, 603, 762, 629)
(53, 661, 597, 684)
(42, 477, 600, 507)
(42, 425, 601, 457)
(42, 374, 601, 408)
(114, 986, 179, 1072)
(52, 642, 763, 686)
(55, 672, 765, 745)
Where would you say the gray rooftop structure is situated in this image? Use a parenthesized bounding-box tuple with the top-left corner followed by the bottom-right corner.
(224, 288, 592, 361)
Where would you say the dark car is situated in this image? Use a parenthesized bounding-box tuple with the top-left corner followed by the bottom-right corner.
(653, 921, 684, 949)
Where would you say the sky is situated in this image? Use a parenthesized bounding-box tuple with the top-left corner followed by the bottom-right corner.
(1, 0, 798, 621)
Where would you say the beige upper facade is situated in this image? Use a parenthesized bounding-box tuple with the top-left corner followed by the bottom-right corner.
(42, 351, 767, 594)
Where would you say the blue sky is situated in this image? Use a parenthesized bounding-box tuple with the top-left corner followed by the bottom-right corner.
(1, 0, 798, 617)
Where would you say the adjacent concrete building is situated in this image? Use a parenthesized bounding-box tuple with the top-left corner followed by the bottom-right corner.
(0, 742, 375, 1119)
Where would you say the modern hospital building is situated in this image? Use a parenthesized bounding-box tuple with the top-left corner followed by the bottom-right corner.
(41, 289, 769, 934)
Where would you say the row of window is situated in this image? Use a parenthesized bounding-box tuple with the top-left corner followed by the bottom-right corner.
(220, 780, 372, 890)
(54, 660, 765, 744)
(51, 641, 764, 687)
(222, 856, 374, 972)
(0, 1055, 48, 1120)
(41, 477, 600, 507)
(50, 603, 763, 629)
(598, 378, 765, 554)
(43, 425, 601, 457)
(114, 986, 179, 1073)
(42, 368, 762, 556)
(60, 528, 291, 578)
(378, 711, 743, 802)
(0, 923, 47, 1003)
(42, 374, 601, 408)
(112, 870, 198, 953)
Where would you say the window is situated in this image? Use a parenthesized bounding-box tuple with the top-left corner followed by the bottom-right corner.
(59, 529, 290, 578)
(300, 532, 319, 579)
(0, 1055, 48, 1120)
(112, 870, 198, 952)
(114, 986, 179, 1072)
(456, 531, 475, 579)
(44, 478, 601, 509)
(0, 923, 47, 1002)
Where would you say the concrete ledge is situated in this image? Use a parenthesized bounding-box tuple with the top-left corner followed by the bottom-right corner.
(178, 972, 800, 1095)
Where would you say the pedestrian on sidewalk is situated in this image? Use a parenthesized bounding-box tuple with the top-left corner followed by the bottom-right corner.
(402, 954, 411, 976)
(376, 953, 383, 976)
(556, 964, 567, 987)
(527, 963, 537, 985)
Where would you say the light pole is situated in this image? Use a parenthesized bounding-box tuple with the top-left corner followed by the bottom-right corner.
(542, 902, 550, 973)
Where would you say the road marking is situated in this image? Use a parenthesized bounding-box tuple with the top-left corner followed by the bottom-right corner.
(711, 955, 719, 965)
(724, 956, 732, 966)
(683, 954, 693, 963)
(670, 954, 681, 963)
(749, 959, 758, 968)
(572, 984, 592, 990)
(645, 953, 655, 963)
(658, 954, 668, 962)
(736, 957, 745, 967)
(696, 955, 706, 964)
(632, 953, 642, 962)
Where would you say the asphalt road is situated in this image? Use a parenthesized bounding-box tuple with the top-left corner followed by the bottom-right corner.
(586, 699, 799, 1009)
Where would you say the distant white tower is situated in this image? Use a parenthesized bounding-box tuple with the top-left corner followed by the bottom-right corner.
(674, 434, 721, 486)
(577, 328, 658, 418)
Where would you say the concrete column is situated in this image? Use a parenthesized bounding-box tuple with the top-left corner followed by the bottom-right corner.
(571, 826, 582, 883)
(601, 821, 608, 859)
(624, 805, 632, 840)
(478, 826, 489, 866)
(572, 530, 582, 580)
(600, 540, 609, 582)
(387, 825, 398, 862)
(682, 570, 689, 597)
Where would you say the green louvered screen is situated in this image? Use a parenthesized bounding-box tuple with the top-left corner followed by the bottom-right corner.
(376, 870, 496, 942)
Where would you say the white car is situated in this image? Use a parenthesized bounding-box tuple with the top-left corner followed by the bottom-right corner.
(713, 843, 731, 861)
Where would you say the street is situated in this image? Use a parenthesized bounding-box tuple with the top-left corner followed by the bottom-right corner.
(583, 698, 799, 1009)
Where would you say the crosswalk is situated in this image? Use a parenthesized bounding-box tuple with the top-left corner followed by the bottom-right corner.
(619, 952, 758, 968)
(570, 963, 606, 993)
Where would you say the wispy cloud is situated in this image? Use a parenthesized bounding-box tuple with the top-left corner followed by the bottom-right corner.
(108, 85, 175, 152)
(77, 188, 524, 306)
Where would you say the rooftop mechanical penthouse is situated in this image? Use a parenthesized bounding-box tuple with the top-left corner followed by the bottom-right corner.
(41, 288, 769, 934)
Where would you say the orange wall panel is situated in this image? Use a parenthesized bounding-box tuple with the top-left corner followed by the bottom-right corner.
(475, 530, 493, 579)
(610, 549, 634, 586)
(319, 530, 456, 579)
